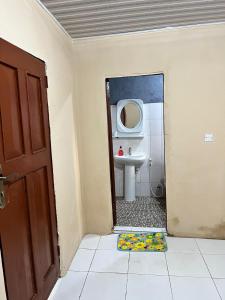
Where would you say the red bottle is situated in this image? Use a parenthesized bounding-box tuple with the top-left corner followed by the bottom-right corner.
(118, 146, 124, 156)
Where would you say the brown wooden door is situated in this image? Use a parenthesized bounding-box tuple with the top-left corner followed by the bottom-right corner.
(0, 39, 59, 300)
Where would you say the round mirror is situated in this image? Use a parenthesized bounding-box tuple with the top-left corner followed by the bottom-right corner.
(120, 102, 140, 128)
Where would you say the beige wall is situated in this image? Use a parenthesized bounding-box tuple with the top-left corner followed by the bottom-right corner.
(75, 23, 225, 238)
(0, 0, 83, 296)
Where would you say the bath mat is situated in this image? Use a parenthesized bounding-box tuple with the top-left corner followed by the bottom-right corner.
(117, 232, 167, 252)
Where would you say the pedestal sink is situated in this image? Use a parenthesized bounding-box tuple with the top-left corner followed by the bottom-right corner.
(114, 153, 146, 201)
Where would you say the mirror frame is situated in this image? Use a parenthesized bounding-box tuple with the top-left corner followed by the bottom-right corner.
(117, 99, 143, 134)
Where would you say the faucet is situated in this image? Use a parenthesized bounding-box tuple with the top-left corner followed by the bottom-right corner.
(128, 147, 132, 155)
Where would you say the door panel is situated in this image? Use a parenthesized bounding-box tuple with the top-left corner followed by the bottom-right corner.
(27, 167, 54, 280)
(26, 74, 46, 153)
(0, 38, 59, 300)
(1, 178, 37, 300)
(0, 63, 25, 160)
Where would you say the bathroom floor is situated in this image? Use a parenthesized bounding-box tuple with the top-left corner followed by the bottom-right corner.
(116, 196, 166, 228)
(49, 234, 225, 300)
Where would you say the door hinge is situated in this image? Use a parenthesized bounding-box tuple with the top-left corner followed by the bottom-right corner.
(44, 76, 48, 89)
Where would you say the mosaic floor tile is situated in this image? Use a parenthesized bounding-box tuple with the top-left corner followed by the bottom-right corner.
(116, 196, 166, 228)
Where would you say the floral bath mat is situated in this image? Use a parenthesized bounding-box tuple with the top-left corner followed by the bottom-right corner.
(117, 232, 167, 252)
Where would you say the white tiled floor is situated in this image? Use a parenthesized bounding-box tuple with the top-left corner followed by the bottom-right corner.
(90, 250, 129, 273)
(129, 252, 167, 275)
(49, 234, 225, 300)
(69, 249, 95, 272)
(166, 252, 210, 277)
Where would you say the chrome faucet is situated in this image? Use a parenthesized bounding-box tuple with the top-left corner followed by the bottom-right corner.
(128, 147, 132, 155)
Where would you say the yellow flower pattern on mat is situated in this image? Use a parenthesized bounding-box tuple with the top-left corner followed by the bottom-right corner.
(131, 237, 138, 242)
(146, 239, 153, 244)
(136, 242, 145, 249)
(117, 232, 167, 252)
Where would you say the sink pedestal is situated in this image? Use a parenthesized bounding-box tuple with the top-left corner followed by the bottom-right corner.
(124, 165, 136, 201)
(114, 153, 146, 202)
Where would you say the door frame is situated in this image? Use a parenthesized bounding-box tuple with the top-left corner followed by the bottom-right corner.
(105, 79, 117, 225)
(105, 74, 167, 228)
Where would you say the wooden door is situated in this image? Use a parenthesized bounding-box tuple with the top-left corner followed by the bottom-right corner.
(0, 39, 59, 300)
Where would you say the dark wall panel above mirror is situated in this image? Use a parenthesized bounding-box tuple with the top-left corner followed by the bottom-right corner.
(108, 74, 163, 105)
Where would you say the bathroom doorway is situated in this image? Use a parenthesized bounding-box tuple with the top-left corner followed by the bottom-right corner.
(106, 74, 166, 230)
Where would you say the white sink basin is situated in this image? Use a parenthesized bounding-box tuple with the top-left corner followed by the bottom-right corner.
(114, 153, 146, 201)
(114, 154, 146, 167)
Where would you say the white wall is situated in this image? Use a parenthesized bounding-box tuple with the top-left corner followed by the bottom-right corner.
(111, 103, 164, 197)
(0, 1, 84, 297)
(148, 103, 165, 195)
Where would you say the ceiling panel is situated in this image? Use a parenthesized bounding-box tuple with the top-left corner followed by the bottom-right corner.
(40, 0, 225, 38)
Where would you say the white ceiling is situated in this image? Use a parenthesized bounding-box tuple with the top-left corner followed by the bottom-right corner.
(40, 0, 225, 39)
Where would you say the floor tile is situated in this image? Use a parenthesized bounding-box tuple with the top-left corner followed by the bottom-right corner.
(126, 274, 172, 300)
(79, 234, 100, 249)
(129, 252, 168, 275)
(90, 250, 129, 273)
(204, 254, 225, 278)
(69, 249, 95, 271)
(49, 271, 87, 300)
(80, 272, 127, 300)
(170, 276, 220, 300)
(214, 279, 225, 299)
(166, 237, 199, 253)
(196, 238, 225, 254)
(166, 253, 210, 277)
(97, 234, 118, 250)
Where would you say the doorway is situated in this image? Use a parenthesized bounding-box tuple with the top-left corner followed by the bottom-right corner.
(106, 74, 166, 230)
(0, 39, 59, 300)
